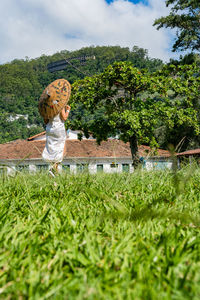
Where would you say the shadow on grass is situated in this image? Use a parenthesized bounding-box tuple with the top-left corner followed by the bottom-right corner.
(101, 206, 200, 228)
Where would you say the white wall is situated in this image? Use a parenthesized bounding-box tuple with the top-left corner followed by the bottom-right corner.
(145, 160, 173, 171)
(0, 158, 173, 175)
(88, 164, 96, 174)
(7, 166, 15, 176)
(61, 159, 133, 174)
(29, 165, 37, 172)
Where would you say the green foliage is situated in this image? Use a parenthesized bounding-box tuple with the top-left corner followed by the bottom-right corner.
(0, 46, 163, 144)
(70, 61, 200, 163)
(1, 170, 200, 299)
(169, 53, 200, 65)
(154, 0, 200, 52)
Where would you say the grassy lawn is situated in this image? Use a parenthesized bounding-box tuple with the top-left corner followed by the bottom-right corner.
(0, 168, 200, 299)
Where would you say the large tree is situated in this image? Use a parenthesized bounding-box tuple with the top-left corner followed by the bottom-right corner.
(69, 62, 199, 167)
(153, 0, 200, 52)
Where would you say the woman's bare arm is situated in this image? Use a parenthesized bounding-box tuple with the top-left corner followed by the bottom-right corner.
(60, 105, 71, 121)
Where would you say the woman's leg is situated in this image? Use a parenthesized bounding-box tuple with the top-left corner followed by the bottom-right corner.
(50, 140, 66, 175)
(53, 162, 59, 173)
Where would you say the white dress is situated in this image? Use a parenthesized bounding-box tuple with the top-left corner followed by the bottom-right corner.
(42, 114, 66, 163)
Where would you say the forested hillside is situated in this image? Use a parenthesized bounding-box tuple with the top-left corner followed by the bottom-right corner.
(0, 46, 163, 143)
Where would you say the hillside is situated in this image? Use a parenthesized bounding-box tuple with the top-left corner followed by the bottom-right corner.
(0, 46, 163, 143)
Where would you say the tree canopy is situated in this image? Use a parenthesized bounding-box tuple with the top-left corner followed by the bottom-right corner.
(69, 61, 200, 165)
(154, 0, 200, 52)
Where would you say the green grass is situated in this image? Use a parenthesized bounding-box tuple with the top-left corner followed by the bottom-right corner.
(0, 168, 200, 299)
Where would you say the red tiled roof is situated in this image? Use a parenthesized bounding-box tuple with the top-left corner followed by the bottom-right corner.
(0, 139, 170, 160)
(177, 149, 200, 156)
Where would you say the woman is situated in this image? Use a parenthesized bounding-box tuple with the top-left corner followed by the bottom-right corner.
(42, 105, 71, 175)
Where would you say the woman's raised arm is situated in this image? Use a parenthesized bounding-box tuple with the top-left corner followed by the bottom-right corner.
(60, 105, 71, 121)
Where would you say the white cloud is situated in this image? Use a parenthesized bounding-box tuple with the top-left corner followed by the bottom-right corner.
(0, 0, 178, 64)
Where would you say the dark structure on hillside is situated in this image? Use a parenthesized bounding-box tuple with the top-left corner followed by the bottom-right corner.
(47, 55, 96, 72)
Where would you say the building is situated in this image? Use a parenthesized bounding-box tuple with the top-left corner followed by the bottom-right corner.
(0, 130, 172, 175)
(176, 148, 200, 167)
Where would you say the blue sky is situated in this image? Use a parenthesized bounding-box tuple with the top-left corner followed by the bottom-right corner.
(106, 0, 148, 4)
(0, 0, 178, 64)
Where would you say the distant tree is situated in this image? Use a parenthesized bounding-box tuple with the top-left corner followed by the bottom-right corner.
(168, 52, 200, 66)
(153, 0, 200, 52)
(69, 62, 199, 166)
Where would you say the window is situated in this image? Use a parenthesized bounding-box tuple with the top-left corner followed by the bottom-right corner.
(16, 165, 29, 172)
(110, 163, 118, 168)
(97, 164, 103, 172)
(77, 164, 88, 173)
(153, 161, 169, 170)
(122, 164, 130, 172)
(36, 164, 48, 171)
(62, 164, 70, 172)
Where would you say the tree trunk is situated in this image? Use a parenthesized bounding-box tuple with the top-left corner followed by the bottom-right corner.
(129, 135, 140, 169)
